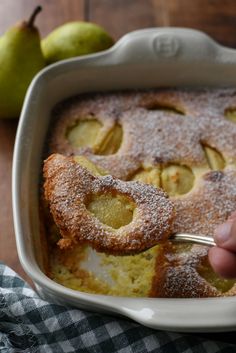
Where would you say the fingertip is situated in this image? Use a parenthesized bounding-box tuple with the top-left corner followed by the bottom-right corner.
(208, 247, 236, 279)
(214, 222, 232, 245)
(228, 211, 236, 221)
(214, 219, 236, 252)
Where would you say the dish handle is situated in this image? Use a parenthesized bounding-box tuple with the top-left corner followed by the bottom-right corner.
(118, 297, 236, 332)
(110, 27, 236, 66)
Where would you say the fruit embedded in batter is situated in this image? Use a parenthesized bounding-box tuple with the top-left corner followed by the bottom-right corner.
(43, 153, 175, 255)
(66, 118, 102, 149)
(161, 164, 195, 196)
(66, 115, 123, 155)
(139, 94, 185, 115)
(197, 257, 235, 294)
(96, 123, 123, 155)
(224, 108, 236, 123)
(202, 144, 225, 170)
(87, 193, 135, 229)
(73, 155, 108, 176)
(130, 165, 161, 188)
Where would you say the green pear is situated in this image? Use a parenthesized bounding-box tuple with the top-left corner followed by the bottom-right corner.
(41, 22, 114, 64)
(0, 6, 45, 119)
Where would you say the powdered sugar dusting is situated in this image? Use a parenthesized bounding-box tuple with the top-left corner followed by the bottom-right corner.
(45, 88, 236, 298)
(49, 89, 236, 178)
(44, 154, 175, 254)
(173, 169, 236, 236)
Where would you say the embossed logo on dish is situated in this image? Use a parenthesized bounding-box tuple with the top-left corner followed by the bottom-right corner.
(153, 34, 179, 58)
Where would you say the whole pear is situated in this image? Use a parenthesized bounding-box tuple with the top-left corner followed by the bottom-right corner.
(0, 6, 45, 118)
(41, 22, 114, 64)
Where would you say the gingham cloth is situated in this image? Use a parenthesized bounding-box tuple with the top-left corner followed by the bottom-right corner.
(0, 263, 236, 353)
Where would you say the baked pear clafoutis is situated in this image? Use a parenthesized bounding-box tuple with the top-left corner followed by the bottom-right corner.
(42, 88, 236, 298)
(43, 153, 175, 254)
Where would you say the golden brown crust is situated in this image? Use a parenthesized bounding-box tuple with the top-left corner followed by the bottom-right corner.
(49, 89, 236, 179)
(43, 88, 236, 298)
(151, 243, 236, 298)
(172, 169, 236, 236)
(43, 153, 175, 255)
(150, 244, 219, 298)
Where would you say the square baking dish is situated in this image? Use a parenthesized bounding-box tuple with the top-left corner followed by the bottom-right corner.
(13, 28, 236, 332)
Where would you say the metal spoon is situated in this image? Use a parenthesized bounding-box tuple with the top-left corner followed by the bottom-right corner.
(170, 233, 216, 247)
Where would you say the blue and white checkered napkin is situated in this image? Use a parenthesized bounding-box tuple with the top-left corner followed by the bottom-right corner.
(0, 263, 235, 353)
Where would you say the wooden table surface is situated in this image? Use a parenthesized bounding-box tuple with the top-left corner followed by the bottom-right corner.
(1, 0, 236, 284)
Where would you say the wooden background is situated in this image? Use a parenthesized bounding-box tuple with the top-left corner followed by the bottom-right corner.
(1, 0, 236, 284)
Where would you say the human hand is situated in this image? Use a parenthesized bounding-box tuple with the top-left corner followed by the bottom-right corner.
(208, 211, 236, 279)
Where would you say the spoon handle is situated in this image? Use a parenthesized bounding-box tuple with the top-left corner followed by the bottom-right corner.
(170, 233, 216, 247)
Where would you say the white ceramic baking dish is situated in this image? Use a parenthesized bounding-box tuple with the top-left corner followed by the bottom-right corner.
(13, 28, 236, 332)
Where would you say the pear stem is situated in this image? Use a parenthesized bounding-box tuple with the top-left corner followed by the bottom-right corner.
(27, 6, 42, 27)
